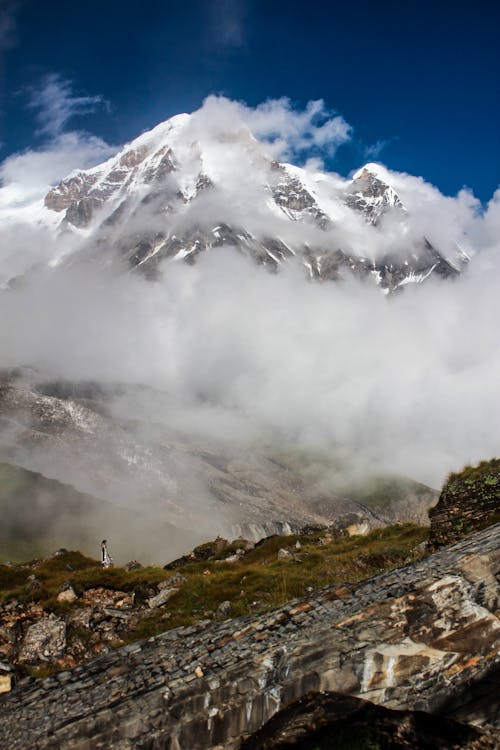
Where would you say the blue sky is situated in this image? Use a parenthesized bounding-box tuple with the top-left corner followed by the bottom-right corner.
(1, 0, 499, 201)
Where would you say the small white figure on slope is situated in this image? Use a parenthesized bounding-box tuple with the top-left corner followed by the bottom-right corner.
(101, 539, 113, 568)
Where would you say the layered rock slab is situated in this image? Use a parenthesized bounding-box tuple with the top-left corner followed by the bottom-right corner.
(0, 524, 498, 749)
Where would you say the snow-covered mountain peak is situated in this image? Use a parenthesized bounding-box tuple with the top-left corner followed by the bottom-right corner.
(38, 111, 469, 293)
(352, 162, 390, 181)
(347, 163, 403, 225)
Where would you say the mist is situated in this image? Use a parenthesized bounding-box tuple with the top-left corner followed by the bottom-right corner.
(1, 232, 500, 489)
(0, 94, 500, 560)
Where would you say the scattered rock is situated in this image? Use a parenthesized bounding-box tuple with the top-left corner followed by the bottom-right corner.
(25, 575, 42, 593)
(194, 666, 204, 678)
(216, 601, 232, 618)
(170, 572, 187, 586)
(277, 548, 292, 560)
(318, 535, 333, 546)
(0, 662, 12, 694)
(157, 574, 187, 592)
(218, 554, 241, 564)
(346, 522, 370, 536)
(57, 586, 77, 604)
(125, 560, 143, 571)
(67, 608, 91, 629)
(19, 616, 66, 663)
(148, 587, 179, 609)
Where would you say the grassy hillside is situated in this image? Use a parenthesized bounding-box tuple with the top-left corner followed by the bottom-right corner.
(0, 523, 428, 652)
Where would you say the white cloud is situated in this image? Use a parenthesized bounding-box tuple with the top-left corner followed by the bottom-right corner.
(187, 95, 352, 160)
(1, 92, 500, 498)
(2, 242, 500, 490)
(0, 75, 116, 221)
(28, 73, 108, 138)
(364, 138, 391, 160)
(0, 132, 114, 197)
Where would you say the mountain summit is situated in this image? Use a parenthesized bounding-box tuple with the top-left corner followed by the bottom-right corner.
(42, 112, 467, 292)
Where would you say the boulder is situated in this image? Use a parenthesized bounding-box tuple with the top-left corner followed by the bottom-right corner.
(0, 662, 12, 694)
(216, 601, 232, 618)
(57, 586, 77, 604)
(19, 616, 66, 663)
(125, 560, 143, 571)
(148, 587, 179, 609)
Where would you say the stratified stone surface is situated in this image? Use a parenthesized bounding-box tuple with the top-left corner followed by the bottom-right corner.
(429, 459, 500, 550)
(0, 524, 499, 749)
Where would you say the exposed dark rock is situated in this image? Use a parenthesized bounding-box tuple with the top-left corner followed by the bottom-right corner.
(346, 167, 404, 226)
(40, 115, 468, 294)
(0, 523, 498, 749)
(428, 458, 500, 550)
(124, 560, 142, 571)
(44, 173, 99, 212)
(240, 691, 498, 749)
(216, 600, 232, 618)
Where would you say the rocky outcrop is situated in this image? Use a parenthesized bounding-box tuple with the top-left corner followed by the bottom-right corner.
(0, 523, 498, 749)
(429, 458, 500, 550)
(44, 173, 100, 212)
(241, 691, 499, 749)
(346, 166, 403, 226)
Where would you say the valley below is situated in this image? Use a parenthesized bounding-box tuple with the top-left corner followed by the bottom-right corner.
(0, 457, 499, 749)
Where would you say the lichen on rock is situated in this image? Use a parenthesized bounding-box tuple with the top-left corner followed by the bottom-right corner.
(429, 458, 500, 550)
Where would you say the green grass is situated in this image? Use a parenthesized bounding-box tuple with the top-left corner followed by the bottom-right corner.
(0, 523, 428, 645)
(0, 550, 168, 608)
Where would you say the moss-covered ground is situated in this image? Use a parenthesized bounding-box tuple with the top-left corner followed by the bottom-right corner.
(0, 523, 428, 643)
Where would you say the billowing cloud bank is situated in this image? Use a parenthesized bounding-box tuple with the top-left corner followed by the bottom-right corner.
(1, 91, 500, 490)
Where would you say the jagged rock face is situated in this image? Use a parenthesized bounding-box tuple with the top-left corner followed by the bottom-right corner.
(44, 173, 100, 212)
(240, 691, 498, 749)
(428, 458, 500, 550)
(346, 167, 403, 225)
(39, 114, 468, 293)
(0, 524, 498, 749)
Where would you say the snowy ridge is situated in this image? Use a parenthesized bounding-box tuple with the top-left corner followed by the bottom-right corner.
(39, 112, 469, 292)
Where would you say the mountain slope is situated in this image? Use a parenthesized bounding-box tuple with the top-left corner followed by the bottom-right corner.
(0, 461, 199, 563)
(0, 368, 438, 560)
